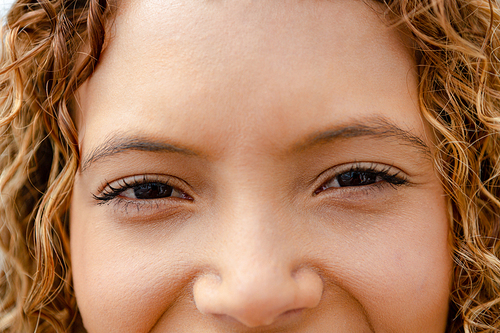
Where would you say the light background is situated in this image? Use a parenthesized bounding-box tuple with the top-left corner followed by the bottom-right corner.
(0, 0, 14, 19)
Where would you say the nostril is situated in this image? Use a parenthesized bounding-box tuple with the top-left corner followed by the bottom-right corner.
(282, 308, 305, 316)
(193, 268, 323, 327)
(212, 307, 307, 326)
(212, 313, 242, 324)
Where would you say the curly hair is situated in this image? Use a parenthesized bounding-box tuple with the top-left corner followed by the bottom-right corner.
(379, 1, 500, 331)
(0, 0, 499, 332)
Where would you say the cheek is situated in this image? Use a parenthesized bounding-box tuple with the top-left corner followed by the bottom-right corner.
(315, 189, 452, 331)
(71, 224, 192, 332)
(70, 180, 198, 332)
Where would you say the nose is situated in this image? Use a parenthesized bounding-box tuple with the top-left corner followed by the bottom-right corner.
(194, 266, 323, 327)
(192, 201, 324, 328)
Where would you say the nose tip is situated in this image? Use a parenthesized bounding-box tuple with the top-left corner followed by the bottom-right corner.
(193, 268, 323, 327)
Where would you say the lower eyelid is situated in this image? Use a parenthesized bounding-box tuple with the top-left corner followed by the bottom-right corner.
(313, 181, 402, 202)
(106, 197, 194, 221)
(103, 190, 194, 210)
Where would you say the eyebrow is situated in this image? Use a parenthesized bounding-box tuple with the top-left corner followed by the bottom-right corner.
(291, 117, 431, 156)
(80, 135, 200, 172)
(80, 117, 431, 172)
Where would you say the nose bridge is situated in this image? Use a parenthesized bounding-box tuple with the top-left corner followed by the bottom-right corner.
(217, 153, 307, 272)
(218, 175, 294, 271)
(221, 202, 293, 290)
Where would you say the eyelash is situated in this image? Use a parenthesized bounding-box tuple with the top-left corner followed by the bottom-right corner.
(93, 175, 193, 206)
(93, 163, 408, 209)
(313, 163, 409, 195)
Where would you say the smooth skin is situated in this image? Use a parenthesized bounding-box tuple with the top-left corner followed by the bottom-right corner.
(70, 0, 453, 332)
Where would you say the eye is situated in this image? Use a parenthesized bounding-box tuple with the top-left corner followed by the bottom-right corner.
(329, 170, 384, 187)
(93, 175, 193, 205)
(314, 164, 408, 195)
(121, 182, 185, 200)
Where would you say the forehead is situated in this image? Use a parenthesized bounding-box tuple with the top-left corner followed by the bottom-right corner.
(76, 0, 420, 158)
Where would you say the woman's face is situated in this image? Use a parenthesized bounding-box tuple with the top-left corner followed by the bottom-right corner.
(70, 0, 453, 331)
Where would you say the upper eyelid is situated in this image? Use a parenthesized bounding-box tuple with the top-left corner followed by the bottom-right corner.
(311, 162, 409, 188)
(335, 162, 401, 174)
(97, 174, 190, 196)
(315, 162, 406, 181)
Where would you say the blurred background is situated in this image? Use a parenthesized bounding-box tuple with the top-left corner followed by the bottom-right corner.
(0, 0, 14, 19)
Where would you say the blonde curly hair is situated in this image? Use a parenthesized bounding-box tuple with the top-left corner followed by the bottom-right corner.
(0, 0, 499, 332)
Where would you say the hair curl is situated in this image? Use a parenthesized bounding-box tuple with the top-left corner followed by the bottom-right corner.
(0, 0, 499, 332)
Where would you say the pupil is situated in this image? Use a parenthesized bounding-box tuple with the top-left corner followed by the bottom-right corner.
(133, 183, 173, 199)
(338, 171, 377, 187)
